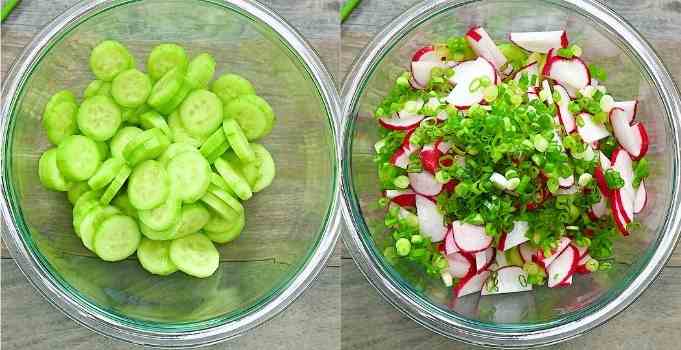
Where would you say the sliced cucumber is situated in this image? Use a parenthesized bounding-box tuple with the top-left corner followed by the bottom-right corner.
(73, 190, 102, 236)
(111, 69, 152, 108)
(158, 142, 197, 167)
(179, 89, 223, 138)
(250, 143, 276, 192)
(156, 79, 192, 116)
(147, 43, 188, 81)
(211, 73, 255, 104)
(110, 126, 143, 159)
(43, 99, 78, 145)
(80, 205, 120, 251)
(186, 53, 215, 89)
(203, 206, 241, 232)
(96, 141, 109, 160)
(56, 135, 101, 181)
(199, 128, 227, 158)
(223, 150, 259, 188)
(166, 150, 210, 203)
(168, 111, 204, 147)
(214, 157, 252, 200)
(128, 160, 170, 210)
(89, 40, 134, 81)
(207, 185, 244, 214)
(39, 148, 72, 191)
(123, 128, 170, 166)
(204, 141, 230, 164)
(100, 165, 131, 205)
(137, 238, 178, 276)
(87, 157, 126, 190)
(205, 210, 245, 244)
(93, 214, 141, 261)
(148, 67, 184, 109)
(169, 233, 219, 278)
(175, 202, 211, 238)
(222, 118, 255, 163)
(223, 95, 275, 141)
(138, 196, 181, 231)
(111, 192, 138, 218)
(77, 95, 122, 141)
(139, 110, 171, 137)
(67, 182, 91, 205)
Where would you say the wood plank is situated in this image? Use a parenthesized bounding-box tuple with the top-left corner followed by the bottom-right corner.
(341, 259, 681, 350)
(0, 260, 340, 350)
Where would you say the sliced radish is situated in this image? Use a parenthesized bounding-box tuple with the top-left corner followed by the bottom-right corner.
(547, 245, 578, 288)
(519, 242, 536, 263)
(411, 60, 449, 87)
(452, 220, 493, 253)
(420, 143, 441, 173)
(576, 253, 592, 274)
(541, 80, 554, 105)
(409, 171, 443, 196)
(573, 244, 588, 259)
(599, 151, 612, 169)
(534, 237, 571, 268)
(436, 140, 451, 153)
(610, 107, 649, 159)
(415, 194, 446, 242)
(446, 57, 497, 109)
(611, 194, 630, 236)
(454, 270, 491, 297)
(378, 114, 424, 131)
(513, 62, 540, 86)
(634, 180, 647, 214)
(557, 275, 573, 287)
(385, 189, 416, 207)
(465, 27, 507, 69)
(612, 100, 638, 123)
(554, 85, 576, 133)
(589, 192, 608, 219)
(499, 221, 529, 251)
(543, 49, 590, 90)
(577, 113, 609, 143)
(509, 31, 568, 53)
(481, 266, 533, 295)
(436, 110, 449, 121)
(475, 247, 495, 272)
(611, 147, 635, 187)
(444, 226, 459, 255)
(447, 252, 475, 279)
(613, 189, 634, 224)
(558, 174, 575, 188)
(412, 46, 441, 62)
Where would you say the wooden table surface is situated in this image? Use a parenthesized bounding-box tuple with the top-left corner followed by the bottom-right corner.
(340, 1, 681, 349)
(0, 1, 340, 349)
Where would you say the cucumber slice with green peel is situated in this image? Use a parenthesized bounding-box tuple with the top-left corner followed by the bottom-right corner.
(100, 165, 131, 205)
(128, 160, 170, 210)
(200, 192, 234, 220)
(39, 148, 72, 191)
(167, 150, 210, 203)
(89, 40, 135, 82)
(56, 135, 102, 181)
(168, 111, 204, 146)
(204, 141, 230, 164)
(158, 142, 197, 167)
(80, 205, 120, 251)
(186, 53, 215, 89)
(138, 196, 181, 231)
(111, 192, 137, 218)
(175, 202, 211, 238)
(43, 100, 78, 145)
(207, 184, 244, 214)
(147, 43, 189, 81)
(250, 143, 276, 192)
(83, 80, 107, 99)
(140, 220, 177, 240)
(180, 89, 223, 138)
(73, 190, 103, 236)
(68, 182, 91, 205)
(203, 206, 241, 232)
(223, 95, 275, 141)
(169, 233, 219, 278)
(214, 157, 252, 200)
(96, 141, 109, 160)
(223, 151, 259, 188)
(205, 211, 245, 244)
(87, 157, 126, 190)
(156, 79, 192, 116)
(111, 69, 152, 108)
(123, 128, 170, 166)
(45, 90, 77, 112)
(199, 128, 227, 158)
(148, 67, 184, 109)
(93, 214, 141, 262)
(77, 95, 122, 141)
(110, 126, 143, 159)
(125, 104, 150, 125)
(211, 73, 255, 104)
(139, 110, 171, 137)
(223, 118, 256, 163)
(137, 239, 178, 276)
(209, 172, 236, 197)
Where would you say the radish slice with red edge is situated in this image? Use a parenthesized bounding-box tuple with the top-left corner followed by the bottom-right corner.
(573, 243, 588, 259)
(412, 46, 441, 62)
(554, 84, 576, 133)
(509, 31, 568, 53)
(547, 244, 578, 288)
(558, 175, 574, 188)
(379, 114, 424, 131)
(420, 143, 441, 173)
(447, 252, 475, 278)
(446, 57, 497, 109)
(634, 180, 647, 214)
(533, 237, 571, 268)
(454, 270, 491, 297)
(474, 247, 495, 272)
(610, 107, 649, 159)
(499, 221, 529, 251)
(589, 192, 609, 219)
(452, 220, 493, 253)
(481, 266, 533, 295)
(577, 113, 610, 143)
(409, 171, 443, 196)
(465, 27, 507, 69)
(444, 226, 459, 255)
(610, 191, 631, 236)
(385, 189, 416, 207)
(612, 100, 638, 123)
(513, 62, 540, 86)
(557, 275, 573, 287)
(411, 61, 449, 88)
(415, 194, 447, 242)
(543, 49, 591, 90)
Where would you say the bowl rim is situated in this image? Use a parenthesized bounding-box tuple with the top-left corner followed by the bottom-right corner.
(340, 0, 681, 347)
(0, 0, 342, 347)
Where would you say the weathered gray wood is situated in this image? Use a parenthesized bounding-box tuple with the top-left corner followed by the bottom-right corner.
(1, 260, 340, 350)
(341, 259, 681, 350)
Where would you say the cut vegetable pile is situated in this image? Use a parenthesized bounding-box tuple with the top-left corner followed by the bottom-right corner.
(374, 27, 651, 297)
(38, 40, 277, 278)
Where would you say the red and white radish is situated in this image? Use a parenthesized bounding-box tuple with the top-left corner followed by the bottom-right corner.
(559, 174, 575, 188)
(589, 192, 608, 219)
(554, 84, 576, 133)
(498, 221, 529, 251)
(481, 266, 533, 295)
(612, 100, 638, 123)
(513, 62, 540, 86)
(444, 226, 459, 255)
(415, 194, 447, 242)
(420, 143, 441, 173)
(412, 46, 442, 62)
(575, 253, 592, 274)
(446, 57, 497, 109)
(379, 114, 424, 131)
(452, 220, 493, 253)
(454, 270, 491, 297)
(610, 107, 649, 159)
(411, 61, 450, 87)
(543, 49, 590, 90)
(465, 27, 507, 69)
(534, 237, 571, 268)
(611, 195, 630, 236)
(634, 180, 647, 214)
(577, 113, 609, 143)
(519, 242, 536, 263)
(547, 244, 578, 288)
(573, 243, 588, 259)
(509, 30, 568, 53)
(475, 247, 495, 272)
(447, 252, 475, 279)
(409, 171, 443, 196)
(385, 189, 416, 207)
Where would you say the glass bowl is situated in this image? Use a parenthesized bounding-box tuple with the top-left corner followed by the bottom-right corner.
(340, 0, 681, 347)
(0, 0, 340, 347)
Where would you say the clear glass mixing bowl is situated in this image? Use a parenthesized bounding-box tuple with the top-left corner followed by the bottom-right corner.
(0, 0, 341, 347)
(341, 0, 681, 347)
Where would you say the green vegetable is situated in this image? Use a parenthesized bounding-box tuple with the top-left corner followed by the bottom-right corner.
(633, 158, 649, 187)
(340, 0, 362, 23)
(588, 64, 608, 82)
(604, 169, 625, 189)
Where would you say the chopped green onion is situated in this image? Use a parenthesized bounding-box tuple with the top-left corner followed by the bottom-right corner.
(395, 238, 411, 256)
(435, 170, 450, 183)
(571, 45, 583, 57)
(568, 101, 582, 114)
(605, 169, 625, 189)
(506, 177, 520, 191)
(483, 85, 499, 102)
(586, 258, 600, 272)
(533, 134, 549, 152)
(411, 235, 424, 244)
(633, 158, 649, 187)
(394, 175, 410, 189)
(588, 64, 608, 81)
